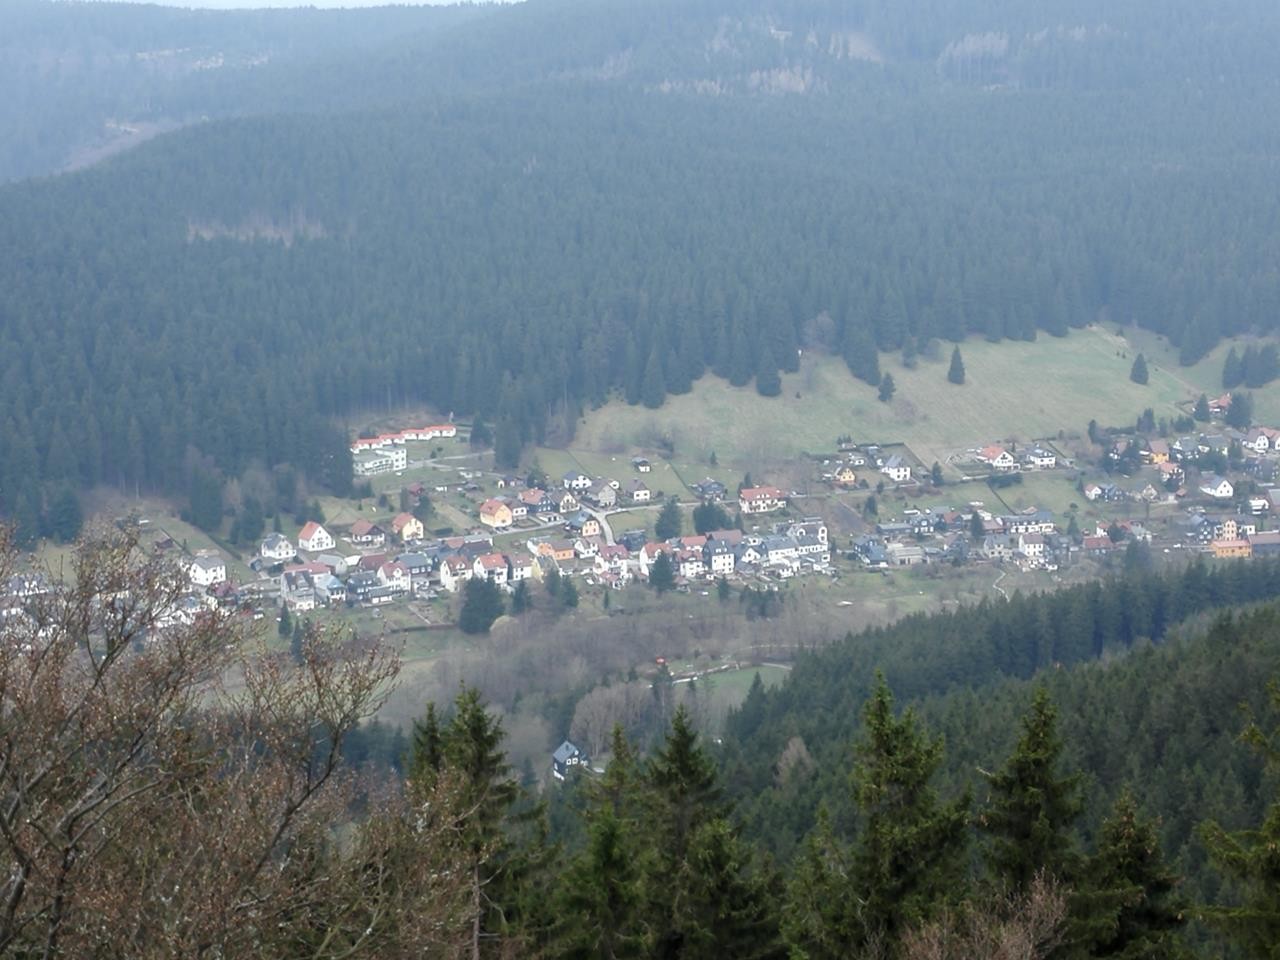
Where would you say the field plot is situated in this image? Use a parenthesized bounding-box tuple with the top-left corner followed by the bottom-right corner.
(1121, 329, 1280, 424)
(569, 327, 1206, 470)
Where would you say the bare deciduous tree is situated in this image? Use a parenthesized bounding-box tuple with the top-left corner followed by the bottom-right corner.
(901, 874, 1068, 960)
(0, 523, 481, 958)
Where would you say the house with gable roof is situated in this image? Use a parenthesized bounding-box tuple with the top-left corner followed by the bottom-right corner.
(298, 521, 335, 554)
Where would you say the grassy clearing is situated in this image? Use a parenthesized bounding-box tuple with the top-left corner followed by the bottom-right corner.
(569, 327, 1216, 472)
(987, 474, 1087, 518)
(701, 664, 788, 703)
(1121, 329, 1280, 424)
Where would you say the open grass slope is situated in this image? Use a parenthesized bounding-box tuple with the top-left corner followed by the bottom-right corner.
(570, 327, 1220, 470)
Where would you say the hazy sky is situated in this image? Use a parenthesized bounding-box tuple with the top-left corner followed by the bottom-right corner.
(81, 0, 513, 7)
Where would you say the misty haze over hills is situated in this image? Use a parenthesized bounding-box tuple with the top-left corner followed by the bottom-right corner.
(1, 0, 1279, 509)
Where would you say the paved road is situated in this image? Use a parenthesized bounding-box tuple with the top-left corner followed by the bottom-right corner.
(587, 507, 616, 545)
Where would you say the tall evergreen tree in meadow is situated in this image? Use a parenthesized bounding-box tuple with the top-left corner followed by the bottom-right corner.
(980, 687, 1083, 894)
(1193, 395, 1211, 422)
(948, 346, 966, 384)
(1129, 354, 1149, 385)
(878, 373, 896, 403)
(1225, 391, 1254, 430)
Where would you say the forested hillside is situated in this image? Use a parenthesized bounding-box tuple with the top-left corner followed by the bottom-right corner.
(718, 557, 1280, 905)
(0, 0, 475, 183)
(2, 0, 1279, 525)
(10, 514, 1280, 958)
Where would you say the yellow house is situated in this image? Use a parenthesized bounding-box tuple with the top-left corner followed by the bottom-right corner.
(479, 498, 514, 529)
(537, 539, 576, 562)
(391, 512, 424, 543)
(1211, 539, 1252, 559)
(833, 465, 857, 486)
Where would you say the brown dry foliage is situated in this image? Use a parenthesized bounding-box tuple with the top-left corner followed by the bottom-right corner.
(0, 523, 476, 958)
(901, 873, 1068, 960)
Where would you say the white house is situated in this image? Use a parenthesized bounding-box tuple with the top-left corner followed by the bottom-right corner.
(1017, 533, 1046, 559)
(703, 540, 736, 576)
(979, 446, 1018, 472)
(594, 545, 632, 579)
(552, 740, 587, 780)
(353, 445, 407, 477)
(739, 486, 787, 515)
(298, 521, 335, 554)
(676, 550, 706, 579)
(508, 555, 535, 582)
(1023, 448, 1057, 470)
(439, 557, 472, 593)
(473, 553, 510, 585)
(189, 554, 226, 588)
(626, 479, 652, 503)
(562, 471, 593, 492)
(1199, 475, 1235, 500)
(260, 533, 296, 564)
(377, 561, 411, 594)
(880, 456, 912, 483)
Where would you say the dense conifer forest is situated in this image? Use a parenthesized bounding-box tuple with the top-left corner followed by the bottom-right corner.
(2, 0, 1280, 525)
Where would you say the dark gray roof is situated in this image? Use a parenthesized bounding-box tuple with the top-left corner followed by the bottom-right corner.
(552, 740, 583, 764)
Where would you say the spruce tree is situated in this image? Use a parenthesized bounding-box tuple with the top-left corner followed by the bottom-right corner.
(649, 552, 676, 594)
(1201, 679, 1280, 958)
(878, 373, 896, 403)
(783, 807, 853, 960)
(642, 349, 666, 409)
(1223, 346, 1244, 389)
(1225, 391, 1253, 429)
(438, 687, 548, 957)
(673, 819, 785, 959)
(1193, 395, 1211, 422)
(655, 499, 682, 540)
(555, 809, 647, 960)
(1072, 789, 1188, 959)
(459, 577, 504, 634)
(511, 580, 532, 614)
(801, 674, 969, 957)
(408, 702, 443, 786)
(643, 708, 785, 958)
(1129, 354, 1149, 385)
(980, 687, 1083, 893)
(948, 346, 966, 384)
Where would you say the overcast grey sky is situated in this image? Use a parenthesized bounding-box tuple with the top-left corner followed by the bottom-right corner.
(81, 0, 516, 7)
